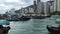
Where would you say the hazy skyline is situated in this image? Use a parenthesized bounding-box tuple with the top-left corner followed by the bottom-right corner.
(0, 0, 49, 14)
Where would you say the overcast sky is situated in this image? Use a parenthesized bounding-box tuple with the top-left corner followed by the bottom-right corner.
(0, 0, 49, 14)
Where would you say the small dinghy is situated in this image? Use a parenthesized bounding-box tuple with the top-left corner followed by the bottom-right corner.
(47, 25, 60, 34)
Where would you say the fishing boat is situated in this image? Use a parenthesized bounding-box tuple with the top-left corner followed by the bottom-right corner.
(0, 20, 10, 34)
(6, 15, 30, 21)
(47, 25, 60, 34)
(6, 16, 20, 21)
(6, 18, 20, 21)
(19, 16, 30, 21)
(31, 15, 45, 19)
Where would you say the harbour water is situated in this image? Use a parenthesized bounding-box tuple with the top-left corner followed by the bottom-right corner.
(8, 16, 60, 34)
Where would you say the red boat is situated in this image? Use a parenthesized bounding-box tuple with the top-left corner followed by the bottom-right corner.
(47, 25, 60, 34)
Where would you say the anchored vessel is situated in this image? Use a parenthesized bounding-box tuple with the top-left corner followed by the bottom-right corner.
(19, 16, 30, 21)
(6, 16, 30, 21)
(0, 20, 10, 34)
(47, 25, 60, 34)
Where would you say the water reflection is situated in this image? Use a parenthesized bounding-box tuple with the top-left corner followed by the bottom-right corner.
(8, 18, 59, 34)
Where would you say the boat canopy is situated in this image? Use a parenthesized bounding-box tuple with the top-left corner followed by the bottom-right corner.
(56, 19, 60, 23)
(0, 20, 10, 25)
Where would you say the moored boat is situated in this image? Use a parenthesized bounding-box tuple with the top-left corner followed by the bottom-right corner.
(7, 19, 20, 21)
(47, 25, 60, 34)
(6, 15, 30, 21)
(19, 16, 30, 21)
(0, 20, 10, 34)
(31, 16, 45, 19)
(6, 17, 20, 21)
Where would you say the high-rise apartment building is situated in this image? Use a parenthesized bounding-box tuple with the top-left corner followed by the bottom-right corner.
(37, 2, 44, 14)
(37, 0, 41, 4)
(54, 0, 60, 11)
(34, 0, 37, 13)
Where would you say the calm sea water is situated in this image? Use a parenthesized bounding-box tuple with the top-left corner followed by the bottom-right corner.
(8, 16, 60, 34)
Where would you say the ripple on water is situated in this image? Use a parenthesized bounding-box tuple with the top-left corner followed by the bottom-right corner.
(8, 18, 59, 34)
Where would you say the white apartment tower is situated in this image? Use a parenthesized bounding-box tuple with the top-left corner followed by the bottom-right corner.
(44, 2, 50, 16)
(54, 0, 60, 11)
(37, 0, 44, 15)
(37, 0, 41, 4)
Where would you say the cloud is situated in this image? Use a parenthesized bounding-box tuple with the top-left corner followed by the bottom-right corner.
(41, 0, 50, 2)
(0, 0, 49, 14)
(6, 0, 27, 5)
(0, 0, 34, 14)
